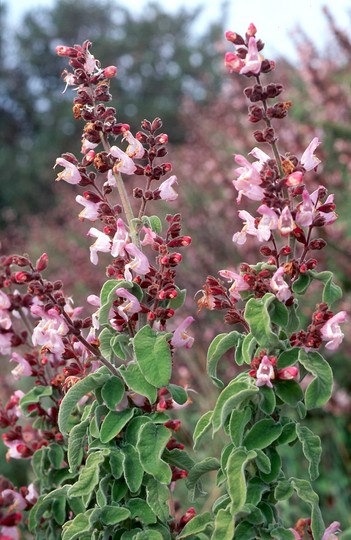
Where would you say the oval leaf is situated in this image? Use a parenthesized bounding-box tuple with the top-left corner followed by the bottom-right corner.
(133, 325, 172, 387)
(243, 418, 282, 450)
(298, 350, 333, 409)
(244, 294, 279, 349)
(100, 409, 134, 443)
(207, 331, 241, 387)
(227, 448, 257, 514)
(137, 423, 171, 484)
(296, 423, 322, 481)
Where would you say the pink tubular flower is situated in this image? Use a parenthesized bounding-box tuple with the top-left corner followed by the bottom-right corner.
(270, 267, 291, 302)
(81, 139, 97, 154)
(124, 243, 150, 281)
(171, 316, 195, 349)
(140, 226, 157, 247)
(233, 152, 266, 203)
(31, 305, 69, 355)
(218, 269, 250, 300)
(0, 333, 12, 355)
(286, 171, 303, 187)
(233, 210, 258, 245)
(10, 352, 32, 380)
(257, 205, 278, 241)
(320, 311, 347, 350)
(256, 355, 275, 388)
(301, 137, 321, 171)
(277, 366, 299, 381)
(54, 158, 81, 184)
(310, 189, 338, 225)
(225, 52, 245, 74)
(84, 49, 98, 74)
(278, 206, 295, 236)
(322, 521, 341, 539)
(240, 37, 262, 75)
(158, 175, 178, 201)
(295, 190, 314, 227)
(87, 227, 111, 265)
(75, 195, 101, 221)
(109, 146, 136, 175)
(0, 290, 12, 330)
(114, 288, 141, 322)
(123, 130, 145, 159)
(111, 218, 129, 258)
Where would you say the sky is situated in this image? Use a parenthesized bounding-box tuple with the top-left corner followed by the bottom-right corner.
(4, 0, 351, 60)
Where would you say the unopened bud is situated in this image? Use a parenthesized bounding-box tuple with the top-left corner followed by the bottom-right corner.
(151, 117, 163, 132)
(286, 171, 303, 187)
(103, 65, 117, 78)
(246, 23, 257, 37)
(56, 45, 78, 57)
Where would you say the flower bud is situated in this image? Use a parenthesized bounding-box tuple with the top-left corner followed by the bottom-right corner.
(103, 65, 117, 78)
(36, 253, 49, 272)
(56, 45, 78, 57)
(151, 117, 163, 132)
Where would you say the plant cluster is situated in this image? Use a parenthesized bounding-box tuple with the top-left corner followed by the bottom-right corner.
(0, 22, 348, 540)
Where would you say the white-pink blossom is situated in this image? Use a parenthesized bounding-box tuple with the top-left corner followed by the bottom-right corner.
(301, 137, 321, 171)
(277, 366, 299, 381)
(219, 269, 250, 300)
(240, 37, 262, 75)
(295, 189, 314, 227)
(278, 206, 295, 236)
(76, 195, 101, 221)
(10, 352, 32, 379)
(124, 243, 150, 280)
(320, 311, 347, 350)
(31, 305, 69, 355)
(256, 356, 275, 388)
(54, 158, 81, 184)
(110, 146, 136, 175)
(270, 267, 292, 302)
(114, 287, 142, 322)
(257, 205, 278, 241)
(321, 521, 341, 540)
(158, 175, 178, 201)
(171, 316, 195, 349)
(0, 332, 12, 355)
(111, 218, 129, 258)
(233, 210, 258, 245)
(140, 226, 157, 246)
(87, 227, 111, 265)
(123, 130, 145, 159)
(0, 290, 12, 330)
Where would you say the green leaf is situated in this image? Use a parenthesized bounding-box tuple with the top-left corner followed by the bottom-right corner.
(99, 327, 114, 361)
(28, 494, 51, 531)
(296, 424, 322, 481)
(48, 442, 65, 469)
(244, 294, 280, 349)
(20, 386, 53, 416)
(62, 511, 93, 540)
(58, 367, 110, 436)
(167, 384, 188, 405)
(101, 376, 125, 409)
(53, 496, 67, 525)
(68, 418, 89, 472)
(193, 411, 213, 450)
(148, 215, 162, 234)
(211, 507, 235, 540)
(177, 512, 213, 538)
(100, 409, 135, 443)
(259, 448, 281, 483)
(186, 458, 220, 499)
(68, 451, 106, 498)
(298, 350, 333, 409)
(258, 385, 276, 415)
(241, 333, 257, 364)
(127, 498, 157, 525)
(146, 477, 170, 522)
(110, 333, 131, 361)
(274, 380, 303, 407)
(229, 407, 252, 447)
(133, 325, 172, 387)
(99, 506, 131, 526)
(207, 331, 241, 387)
(309, 270, 343, 306)
(269, 299, 289, 328)
(255, 450, 271, 475)
(292, 273, 312, 295)
(227, 447, 257, 514)
(276, 421, 297, 445)
(234, 521, 257, 539)
(137, 423, 171, 484)
(109, 449, 124, 478)
(287, 303, 300, 333)
(290, 477, 325, 539)
(277, 348, 299, 369)
(119, 363, 158, 404)
(125, 416, 152, 446)
(271, 527, 296, 540)
(122, 443, 144, 492)
(167, 286, 187, 310)
(212, 376, 259, 434)
(243, 418, 282, 450)
(234, 335, 245, 366)
(246, 478, 270, 506)
(163, 448, 195, 472)
(274, 480, 294, 501)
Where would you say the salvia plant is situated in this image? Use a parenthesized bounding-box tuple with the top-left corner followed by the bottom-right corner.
(0, 22, 348, 540)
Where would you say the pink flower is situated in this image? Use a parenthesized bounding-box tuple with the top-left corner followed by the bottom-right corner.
(270, 267, 291, 302)
(84, 50, 98, 74)
(322, 521, 341, 539)
(301, 137, 321, 171)
(277, 366, 299, 380)
(171, 316, 195, 349)
(0, 333, 12, 355)
(240, 37, 262, 75)
(158, 175, 178, 201)
(233, 210, 258, 245)
(81, 139, 97, 154)
(109, 146, 136, 175)
(218, 269, 249, 300)
(31, 305, 69, 355)
(233, 152, 266, 203)
(0, 290, 12, 330)
(278, 206, 295, 236)
(111, 218, 129, 258)
(320, 311, 347, 350)
(225, 52, 245, 74)
(87, 294, 101, 329)
(2, 489, 27, 511)
(140, 226, 157, 246)
(256, 355, 275, 388)
(124, 244, 150, 280)
(87, 227, 111, 265)
(114, 287, 141, 322)
(54, 158, 81, 184)
(286, 171, 303, 187)
(295, 190, 314, 227)
(123, 130, 145, 159)
(0, 526, 20, 539)
(289, 530, 301, 540)
(10, 352, 32, 379)
(310, 189, 338, 225)
(76, 195, 101, 221)
(257, 205, 278, 241)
